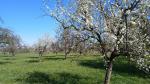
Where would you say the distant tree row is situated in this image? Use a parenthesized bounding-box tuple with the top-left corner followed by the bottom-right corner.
(32, 32, 101, 58)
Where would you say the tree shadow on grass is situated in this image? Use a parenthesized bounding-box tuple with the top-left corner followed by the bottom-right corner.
(2, 58, 16, 61)
(43, 55, 77, 61)
(26, 55, 81, 62)
(28, 56, 56, 59)
(78, 59, 149, 78)
(44, 57, 65, 61)
(26, 55, 65, 62)
(41, 54, 78, 61)
(56, 72, 87, 84)
(0, 55, 14, 58)
(24, 71, 55, 84)
(25, 59, 40, 63)
(78, 60, 105, 69)
(0, 61, 11, 65)
(27, 57, 39, 59)
(43, 55, 56, 57)
(19, 71, 89, 84)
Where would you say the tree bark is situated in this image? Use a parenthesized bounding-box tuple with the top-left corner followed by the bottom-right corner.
(104, 60, 113, 84)
(65, 52, 67, 59)
(64, 49, 67, 59)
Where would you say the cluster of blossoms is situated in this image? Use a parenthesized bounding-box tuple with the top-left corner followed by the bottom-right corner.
(137, 56, 150, 73)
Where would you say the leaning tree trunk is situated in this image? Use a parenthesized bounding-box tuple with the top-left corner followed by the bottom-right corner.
(104, 60, 113, 84)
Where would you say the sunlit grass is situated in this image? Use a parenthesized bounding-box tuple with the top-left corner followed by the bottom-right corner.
(0, 53, 149, 84)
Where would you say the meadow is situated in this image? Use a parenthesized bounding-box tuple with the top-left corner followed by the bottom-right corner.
(0, 53, 149, 84)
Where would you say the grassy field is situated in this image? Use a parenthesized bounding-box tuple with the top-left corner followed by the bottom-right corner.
(0, 53, 149, 84)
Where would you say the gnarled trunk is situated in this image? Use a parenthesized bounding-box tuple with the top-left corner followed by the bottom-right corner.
(104, 60, 113, 84)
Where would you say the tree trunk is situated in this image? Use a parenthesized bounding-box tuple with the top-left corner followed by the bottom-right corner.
(104, 60, 113, 84)
(65, 53, 67, 59)
(64, 49, 67, 59)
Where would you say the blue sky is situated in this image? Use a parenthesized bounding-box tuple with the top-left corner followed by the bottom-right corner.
(0, 0, 58, 45)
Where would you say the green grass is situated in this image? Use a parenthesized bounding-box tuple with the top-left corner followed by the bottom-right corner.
(0, 53, 149, 84)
